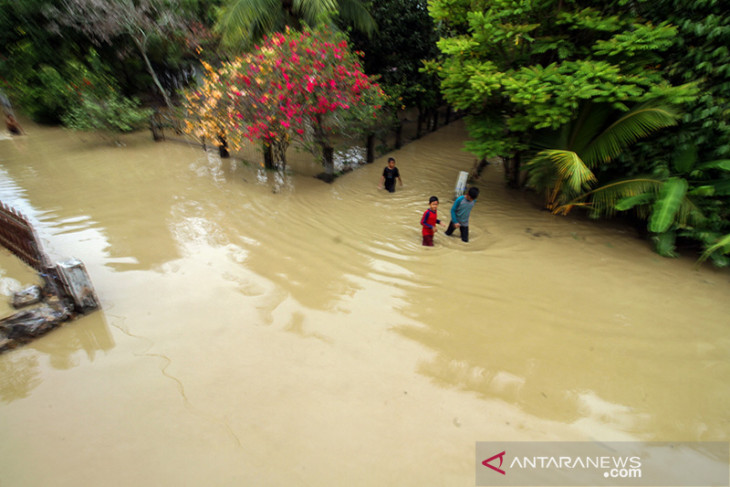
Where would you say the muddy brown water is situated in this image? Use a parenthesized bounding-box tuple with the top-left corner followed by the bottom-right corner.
(0, 119, 728, 486)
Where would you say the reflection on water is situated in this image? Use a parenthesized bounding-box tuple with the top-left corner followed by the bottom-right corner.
(0, 303, 114, 401)
(0, 120, 728, 485)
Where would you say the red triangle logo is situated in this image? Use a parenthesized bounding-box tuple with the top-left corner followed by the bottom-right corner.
(482, 451, 506, 475)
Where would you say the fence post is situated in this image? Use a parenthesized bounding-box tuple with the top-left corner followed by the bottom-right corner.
(54, 259, 100, 313)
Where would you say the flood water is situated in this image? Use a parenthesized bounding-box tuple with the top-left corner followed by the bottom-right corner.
(0, 119, 728, 486)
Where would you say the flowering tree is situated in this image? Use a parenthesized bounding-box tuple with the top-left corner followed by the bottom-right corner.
(182, 26, 386, 176)
(181, 60, 241, 155)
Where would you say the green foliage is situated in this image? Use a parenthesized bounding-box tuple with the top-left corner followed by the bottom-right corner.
(347, 0, 440, 122)
(58, 50, 153, 135)
(62, 92, 152, 134)
(561, 143, 730, 260)
(9, 62, 77, 123)
(0, 0, 82, 122)
(697, 233, 730, 267)
(216, 0, 375, 50)
(526, 101, 680, 209)
(0, 0, 209, 120)
(527, 149, 596, 206)
(642, 0, 730, 159)
(648, 177, 689, 233)
(428, 0, 730, 265)
(427, 0, 695, 182)
(653, 230, 678, 258)
(582, 104, 680, 165)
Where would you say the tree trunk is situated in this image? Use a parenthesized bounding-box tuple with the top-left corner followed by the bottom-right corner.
(366, 134, 375, 163)
(218, 134, 229, 158)
(445, 106, 452, 125)
(323, 145, 335, 176)
(150, 109, 164, 141)
(263, 143, 275, 169)
(416, 107, 425, 139)
(272, 140, 288, 169)
(432, 109, 439, 131)
(507, 152, 522, 188)
(134, 37, 173, 110)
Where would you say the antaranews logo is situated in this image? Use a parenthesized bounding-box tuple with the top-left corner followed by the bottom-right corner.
(476, 441, 729, 487)
(482, 451, 506, 475)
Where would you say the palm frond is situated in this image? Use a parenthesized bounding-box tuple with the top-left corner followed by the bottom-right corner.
(218, 0, 285, 48)
(558, 177, 662, 218)
(525, 151, 559, 200)
(566, 102, 614, 154)
(542, 149, 596, 194)
(336, 0, 377, 36)
(526, 149, 596, 209)
(581, 104, 680, 167)
(648, 177, 688, 233)
(293, 0, 338, 27)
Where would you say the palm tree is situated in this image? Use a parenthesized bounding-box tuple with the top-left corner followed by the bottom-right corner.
(526, 101, 730, 262)
(558, 146, 730, 259)
(525, 101, 680, 211)
(216, 0, 376, 49)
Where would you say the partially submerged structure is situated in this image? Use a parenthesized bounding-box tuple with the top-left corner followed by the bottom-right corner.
(0, 201, 99, 353)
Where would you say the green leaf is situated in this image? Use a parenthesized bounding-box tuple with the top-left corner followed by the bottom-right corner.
(688, 185, 715, 196)
(648, 177, 689, 233)
(653, 231, 678, 258)
(708, 179, 730, 195)
(697, 233, 730, 266)
(696, 159, 730, 172)
(615, 192, 653, 211)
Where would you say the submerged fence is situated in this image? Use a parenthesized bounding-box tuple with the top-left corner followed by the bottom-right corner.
(0, 201, 50, 273)
(0, 200, 100, 353)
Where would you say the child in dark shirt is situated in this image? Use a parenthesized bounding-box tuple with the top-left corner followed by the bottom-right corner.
(379, 157, 402, 193)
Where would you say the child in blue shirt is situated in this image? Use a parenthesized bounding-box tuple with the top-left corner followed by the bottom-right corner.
(445, 187, 479, 242)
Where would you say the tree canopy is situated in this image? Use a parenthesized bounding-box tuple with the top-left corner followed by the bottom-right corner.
(182, 26, 386, 175)
(426, 0, 696, 182)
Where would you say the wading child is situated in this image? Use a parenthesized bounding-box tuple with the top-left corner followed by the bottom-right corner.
(445, 187, 479, 242)
(379, 157, 402, 193)
(420, 196, 445, 246)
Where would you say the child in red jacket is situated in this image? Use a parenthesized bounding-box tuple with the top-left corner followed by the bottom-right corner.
(420, 196, 445, 246)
